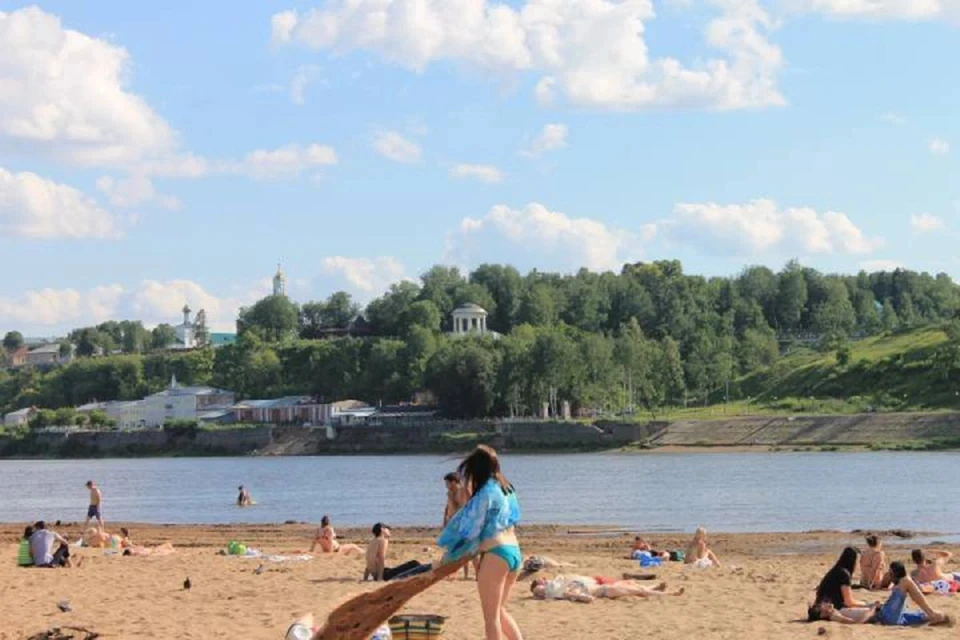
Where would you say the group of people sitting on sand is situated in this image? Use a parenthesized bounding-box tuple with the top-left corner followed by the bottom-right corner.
(627, 527, 721, 568)
(18, 521, 75, 568)
(808, 535, 955, 627)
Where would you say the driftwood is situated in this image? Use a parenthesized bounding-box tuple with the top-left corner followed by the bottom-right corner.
(314, 559, 469, 640)
(27, 627, 101, 640)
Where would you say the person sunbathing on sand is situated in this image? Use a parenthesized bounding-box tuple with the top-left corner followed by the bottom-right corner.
(530, 575, 684, 602)
(860, 535, 890, 590)
(311, 515, 363, 555)
(629, 537, 669, 560)
(684, 528, 721, 568)
(810, 562, 952, 627)
(911, 549, 960, 593)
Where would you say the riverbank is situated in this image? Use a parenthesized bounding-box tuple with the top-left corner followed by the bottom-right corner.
(4, 524, 958, 639)
(5, 411, 960, 458)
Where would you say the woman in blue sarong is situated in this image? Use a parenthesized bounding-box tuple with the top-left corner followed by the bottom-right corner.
(437, 445, 524, 640)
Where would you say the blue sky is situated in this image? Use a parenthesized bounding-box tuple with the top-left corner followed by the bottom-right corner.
(0, 0, 958, 335)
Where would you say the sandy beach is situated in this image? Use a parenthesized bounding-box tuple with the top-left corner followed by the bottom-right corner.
(3, 524, 958, 639)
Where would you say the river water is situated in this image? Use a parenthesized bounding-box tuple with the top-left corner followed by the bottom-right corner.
(2, 452, 959, 533)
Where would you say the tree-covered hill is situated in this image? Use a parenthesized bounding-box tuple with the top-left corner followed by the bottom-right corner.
(4, 261, 960, 420)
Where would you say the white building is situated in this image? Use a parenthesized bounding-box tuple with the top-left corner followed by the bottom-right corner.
(4, 407, 36, 427)
(172, 305, 196, 350)
(106, 400, 147, 429)
(273, 263, 286, 296)
(141, 376, 235, 427)
(450, 303, 499, 338)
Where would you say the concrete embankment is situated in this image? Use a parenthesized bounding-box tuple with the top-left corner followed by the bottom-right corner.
(2, 412, 959, 458)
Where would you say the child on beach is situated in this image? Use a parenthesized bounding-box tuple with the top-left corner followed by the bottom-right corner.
(437, 445, 523, 640)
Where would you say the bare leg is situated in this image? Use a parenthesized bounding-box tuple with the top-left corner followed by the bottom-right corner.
(499, 568, 523, 640)
(899, 578, 947, 623)
(339, 544, 363, 556)
(477, 556, 508, 640)
(707, 550, 721, 567)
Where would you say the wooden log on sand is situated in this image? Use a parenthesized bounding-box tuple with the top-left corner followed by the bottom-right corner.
(314, 559, 470, 640)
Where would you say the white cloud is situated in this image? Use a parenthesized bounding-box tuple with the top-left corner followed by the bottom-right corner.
(96, 175, 180, 210)
(0, 278, 271, 333)
(930, 138, 950, 155)
(0, 168, 122, 239)
(219, 144, 338, 180)
(798, 0, 954, 20)
(910, 213, 944, 233)
(320, 256, 409, 296)
(0, 7, 176, 168)
(373, 131, 422, 163)
(271, 0, 785, 111)
(666, 198, 883, 256)
(450, 164, 505, 183)
(290, 64, 322, 105)
(523, 124, 568, 157)
(879, 111, 906, 125)
(447, 203, 642, 272)
(859, 259, 903, 272)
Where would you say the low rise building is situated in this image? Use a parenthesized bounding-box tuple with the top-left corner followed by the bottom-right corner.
(26, 343, 72, 366)
(141, 376, 235, 427)
(4, 407, 36, 427)
(4, 346, 28, 368)
(233, 397, 371, 425)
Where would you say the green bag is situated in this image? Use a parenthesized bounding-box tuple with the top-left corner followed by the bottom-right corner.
(388, 614, 446, 639)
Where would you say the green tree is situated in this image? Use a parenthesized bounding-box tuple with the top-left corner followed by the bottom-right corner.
(403, 300, 442, 334)
(425, 339, 501, 418)
(470, 264, 523, 333)
(321, 292, 359, 329)
(659, 336, 686, 405)
(238, 295, 299, 342)
(54, 407, 76, 426)
(811, 281, 856, 337)
(775, 261, 808, 332)
(517, 284, 557, 326)
(3, 331, 23, 352)
(89, 410, 109, 428)
(365, 281, 421, 336)
(151, 324, 178, 351)
(880, 299, 899, 333)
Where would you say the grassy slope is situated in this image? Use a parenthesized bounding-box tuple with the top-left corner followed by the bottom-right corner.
(652, 326, 959, 421)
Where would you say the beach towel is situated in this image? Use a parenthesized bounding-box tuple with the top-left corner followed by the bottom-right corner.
(315, 559, 469, 640)
(638, 554, 662, 568)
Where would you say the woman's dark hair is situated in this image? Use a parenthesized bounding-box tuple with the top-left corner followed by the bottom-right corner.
(834, 547, 860, 574)
(865, 534, 879, 548)
(458, 445, 512, 496)
(321, 515, 330, 527)
(815, 547, 859, 601)
(443, 472, 460, 483)
(889, 561, 907, 584)
(807, 603, 823, 622)
(911, 549, 924, 564)
(120, 527, 129, 537)
(24, 526, 34, 539)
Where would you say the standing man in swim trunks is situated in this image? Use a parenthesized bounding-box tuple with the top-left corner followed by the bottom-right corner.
(84, 480, 103, 530)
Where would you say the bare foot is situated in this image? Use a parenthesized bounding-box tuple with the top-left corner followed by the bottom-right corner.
(673, 587, 685, 596)
(654, 582, 667, 592)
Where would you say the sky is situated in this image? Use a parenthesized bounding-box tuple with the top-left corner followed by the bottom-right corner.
(0, 0, 958, 336)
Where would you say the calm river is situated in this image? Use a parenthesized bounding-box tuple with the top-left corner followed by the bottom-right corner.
(2, 452, 958, 533)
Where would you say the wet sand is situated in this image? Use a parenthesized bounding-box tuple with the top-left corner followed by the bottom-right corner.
(2, 524, 958, 639)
